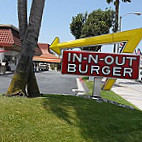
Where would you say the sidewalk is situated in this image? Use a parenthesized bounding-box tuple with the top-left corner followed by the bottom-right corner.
(111, 79, 142, 110)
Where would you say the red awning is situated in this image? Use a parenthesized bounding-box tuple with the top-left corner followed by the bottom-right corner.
(33, 56, 61, 63)
(0, 50, 8, 53)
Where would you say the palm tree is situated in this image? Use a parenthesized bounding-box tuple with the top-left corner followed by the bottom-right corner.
(6, 0, 46, 97)
(106, 0, 131, 32)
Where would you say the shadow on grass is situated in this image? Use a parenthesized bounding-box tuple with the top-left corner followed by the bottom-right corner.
(42, 94, 142, 142)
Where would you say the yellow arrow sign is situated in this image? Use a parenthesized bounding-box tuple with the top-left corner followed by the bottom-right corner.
(50, 28, 142, 55)
(50, 28, 142, 90)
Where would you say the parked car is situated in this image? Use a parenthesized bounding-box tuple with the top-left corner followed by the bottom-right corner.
(39, 63, 49, 71)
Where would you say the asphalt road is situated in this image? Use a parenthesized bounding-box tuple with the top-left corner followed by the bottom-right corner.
(0, 71, 79, 95)
(0, 73, 12, 94)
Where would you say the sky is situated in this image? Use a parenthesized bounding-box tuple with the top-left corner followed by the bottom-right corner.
(0, 0, 142, 52)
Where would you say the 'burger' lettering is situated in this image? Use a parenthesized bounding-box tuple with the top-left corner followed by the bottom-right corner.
(62, 51, 139, 79)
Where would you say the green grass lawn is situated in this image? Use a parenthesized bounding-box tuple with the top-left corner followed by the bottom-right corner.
(82, 77, 137, 109)
(0, 95, 142, 142)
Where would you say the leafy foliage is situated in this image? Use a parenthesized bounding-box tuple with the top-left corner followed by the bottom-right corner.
(70, 8, 115, 39)
(70, 13, 87, 39)
(106, 0, 131, 32)
(70, 9, 115, 51)
(107, 0, 131, 4)
(81, 9, 115, 38)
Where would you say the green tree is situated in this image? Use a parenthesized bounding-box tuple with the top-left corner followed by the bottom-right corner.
(70, 13, 87, 39)
(6, 0, 46, 97)
(81, 9, 115, 38)
(70, 9, 115, 39)
(70, 9, 115, 51)
(106, 0, 131, 32)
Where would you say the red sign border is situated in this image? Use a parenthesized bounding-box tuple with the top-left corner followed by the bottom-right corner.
(61, 50, 140, 79)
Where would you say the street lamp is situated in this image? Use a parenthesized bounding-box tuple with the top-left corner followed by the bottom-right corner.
(119, 12, 142, 31)
(116, 12, 142, 53)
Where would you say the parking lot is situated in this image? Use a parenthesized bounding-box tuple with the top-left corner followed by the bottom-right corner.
(0, 71, 79, 95)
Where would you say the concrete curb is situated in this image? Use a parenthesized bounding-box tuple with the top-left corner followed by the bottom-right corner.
(0, 71, 14, 76)
(72, 78, 85, 95)
(72, 77, 89, 95)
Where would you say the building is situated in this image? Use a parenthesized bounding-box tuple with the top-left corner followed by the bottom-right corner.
(0, 25, 21, 74)
(0, 24, 61, 74)
(33, 43, 61, 71)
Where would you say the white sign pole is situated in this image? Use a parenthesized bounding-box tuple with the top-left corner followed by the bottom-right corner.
(92, 77, 102, 100)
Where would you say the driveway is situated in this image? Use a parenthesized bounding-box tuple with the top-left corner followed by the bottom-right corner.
(0, 71, 79, 95)
(36, 71, 79, 95)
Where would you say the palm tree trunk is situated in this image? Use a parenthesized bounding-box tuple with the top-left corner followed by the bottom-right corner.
(114, 0, 119, 32)
(18, 0, 27, 42)
(6, 0, 45, 97)
(27, 62, 40, 97)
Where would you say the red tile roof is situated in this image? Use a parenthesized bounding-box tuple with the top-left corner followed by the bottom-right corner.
(0, 25, 21, 49)
(33, 43, 61, 63)
(0, 25, 60, 63)
(0, 25, 41, 55)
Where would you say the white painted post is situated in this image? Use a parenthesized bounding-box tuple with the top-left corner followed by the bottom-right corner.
(92, 77, 102, 100)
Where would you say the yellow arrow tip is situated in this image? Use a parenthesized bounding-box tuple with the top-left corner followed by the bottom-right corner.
(51, 37, 59, 46)
(50, 37, 61, 55)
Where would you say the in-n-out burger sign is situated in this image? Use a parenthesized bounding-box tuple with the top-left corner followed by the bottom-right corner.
(62, 51, 140, 79)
